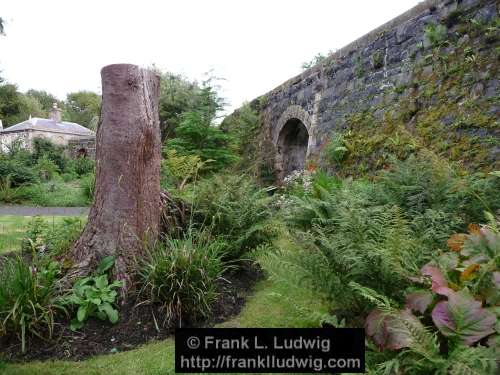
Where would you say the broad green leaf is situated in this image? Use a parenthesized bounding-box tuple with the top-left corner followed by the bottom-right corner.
(100, 302, 119, 324)
(96, 256, 115, 275)
(95, 275, 109, 289)
(77, 305, 88, 322)
(70, 319, 84, 331)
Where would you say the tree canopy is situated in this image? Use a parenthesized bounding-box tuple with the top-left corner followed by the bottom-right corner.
(63, 91, 101, 129)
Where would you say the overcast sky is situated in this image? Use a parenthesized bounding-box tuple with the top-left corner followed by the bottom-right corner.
(1, 0, 421, 113)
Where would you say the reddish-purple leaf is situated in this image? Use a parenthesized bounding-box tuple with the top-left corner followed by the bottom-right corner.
(406, 290, 433, 313)
(365, 309, 389, 349)
(493, 272, 500, 289)
(431, 290, 496, 345)
(365, 308, 424, 350)
(421, 264, 448, 293)
(385, 310, 422, 350)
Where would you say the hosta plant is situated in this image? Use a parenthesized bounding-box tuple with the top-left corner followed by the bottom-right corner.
(63, 256, 123, 330)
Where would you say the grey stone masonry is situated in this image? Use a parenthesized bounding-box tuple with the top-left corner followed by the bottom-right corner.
(255, 0, 498, 179)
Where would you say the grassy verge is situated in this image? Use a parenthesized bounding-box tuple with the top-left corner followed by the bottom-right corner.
(18, 181, 89, 207)
(0, 215, 85, 254)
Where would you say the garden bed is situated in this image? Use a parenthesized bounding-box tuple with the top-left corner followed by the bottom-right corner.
(0, 262, 262, 362)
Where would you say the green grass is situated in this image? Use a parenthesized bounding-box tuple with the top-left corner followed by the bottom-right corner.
(1, 232, 329, 374)
(18, 181, 89, 207)
(0, 216, 85, 254)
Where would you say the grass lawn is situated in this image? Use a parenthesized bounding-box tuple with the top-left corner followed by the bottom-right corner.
(1, 238, 329, 374)
(18, 181, 90, 207)
(0, 215, 86, 254)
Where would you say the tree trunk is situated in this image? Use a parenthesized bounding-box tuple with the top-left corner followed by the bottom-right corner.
(68, 64, 161, 296)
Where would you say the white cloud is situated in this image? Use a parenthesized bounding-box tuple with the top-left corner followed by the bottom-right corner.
(0, 0, 422, 113)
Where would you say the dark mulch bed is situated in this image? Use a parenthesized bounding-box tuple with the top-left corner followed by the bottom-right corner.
(0, 261, 262, 362)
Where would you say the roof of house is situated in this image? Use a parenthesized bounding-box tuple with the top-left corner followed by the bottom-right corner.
(0, 118, 95, 136)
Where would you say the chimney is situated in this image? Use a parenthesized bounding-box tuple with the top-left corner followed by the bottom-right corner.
(49, 102, 62, 123)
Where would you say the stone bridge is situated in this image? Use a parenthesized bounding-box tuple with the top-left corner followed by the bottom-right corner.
(252, 0, 498, 180)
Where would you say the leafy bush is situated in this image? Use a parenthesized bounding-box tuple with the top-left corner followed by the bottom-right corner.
(161, 148, 205, 190)
(22, 216, 84, 258)
(285, 203, 420, 317)
(35, 155, 60, 181)
(357, 217, 499, 374)
(166, 111, 238, 172)
(63, 256, 123, 330)
(0, 257, 65, 353)
(324, 134, 348, 166)
(0, 175, 25, 203)
(0, 157, 37, 187)
(18, 181, 89, 207)
(192, 174, 276, 260)
(138, 230, 228, 325)
(31, 137, 69, 172)
(377, 154, 500, 224)
(80, 173, 95, 203)
(71, 157, 95, 176)
(355, 282, 497, 375)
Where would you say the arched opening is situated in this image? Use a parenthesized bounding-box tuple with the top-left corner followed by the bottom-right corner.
(77, 148, 88, 158)
(277, 118, 309, 178)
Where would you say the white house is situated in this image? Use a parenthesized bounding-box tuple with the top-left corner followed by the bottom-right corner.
(0, 103, 95, 152)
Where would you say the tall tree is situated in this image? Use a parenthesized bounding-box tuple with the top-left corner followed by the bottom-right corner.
(26, 89, 61, 114)
(69, 64, 161, 297)
(64, 90, 101, 128)
(158, 72, 223, 140)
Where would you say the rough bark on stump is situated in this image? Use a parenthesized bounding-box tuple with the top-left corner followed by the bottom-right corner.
(68, 64, 161, 296)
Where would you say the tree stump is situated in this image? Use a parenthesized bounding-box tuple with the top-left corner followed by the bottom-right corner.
(68, 64, 161, 297)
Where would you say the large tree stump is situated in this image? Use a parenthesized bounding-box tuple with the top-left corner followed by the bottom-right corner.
(69, 64, 161, 296)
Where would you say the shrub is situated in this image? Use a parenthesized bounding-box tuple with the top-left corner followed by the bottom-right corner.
(35, 155, 60, 181)
(357, 218, 499, 374)
(291, 204, 419, 317)
(0, 175, 24, 203)
(80, 173, 95, 203)
(18, 181, 89, 207)
(72, 157, 95, 176)
(192, 174, 276, 260)
(138, 230, 228, 325)
(31, 137, 69, 172)
(324, 134, 348, 166)
(377, 154, 500, 223)
(166, 111, 238, 173)
(161, 148, 205, 190)
(63, 256, 123, 330)
(355, 282, 497, 375)
(0, 157, 37, 187)
(22, 216, 84, 258)
(0, 257, 65, 353)
(61, 172, 78, 182)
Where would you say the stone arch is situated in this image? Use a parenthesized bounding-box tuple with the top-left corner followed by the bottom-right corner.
(273, 105, 312, 145)
(277, 118, 309, 178)
(274, 105, 312, 180)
